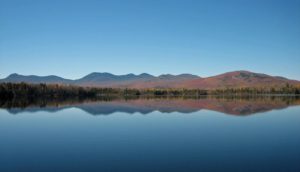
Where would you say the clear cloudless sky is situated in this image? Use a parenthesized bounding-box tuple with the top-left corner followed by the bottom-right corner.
(0, 0, 299, 79)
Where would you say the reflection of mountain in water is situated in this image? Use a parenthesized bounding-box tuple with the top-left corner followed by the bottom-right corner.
(1, 97, 300, 116)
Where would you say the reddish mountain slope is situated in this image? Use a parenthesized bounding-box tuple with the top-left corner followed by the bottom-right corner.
(182, 71, 300, 89)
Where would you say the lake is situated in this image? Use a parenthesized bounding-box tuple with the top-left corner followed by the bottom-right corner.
(1, 96, 300, 172)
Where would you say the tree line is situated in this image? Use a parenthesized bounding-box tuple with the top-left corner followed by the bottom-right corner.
(0, 82, 300, 100)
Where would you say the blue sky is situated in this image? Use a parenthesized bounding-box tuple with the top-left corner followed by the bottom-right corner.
(0, 0, 299, 79)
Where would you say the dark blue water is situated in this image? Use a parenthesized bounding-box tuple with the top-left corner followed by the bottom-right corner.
(1, 98, 300, 172)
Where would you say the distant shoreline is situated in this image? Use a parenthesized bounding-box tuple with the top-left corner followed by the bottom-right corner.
(1, 82, 300, 101)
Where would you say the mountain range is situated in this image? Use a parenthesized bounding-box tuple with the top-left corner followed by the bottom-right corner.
(1, 71, 299, 89)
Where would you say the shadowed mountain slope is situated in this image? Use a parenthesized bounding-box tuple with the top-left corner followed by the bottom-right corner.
(0, 73, 72, 84)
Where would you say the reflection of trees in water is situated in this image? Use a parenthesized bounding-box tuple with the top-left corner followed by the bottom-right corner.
(0, 96, 299, 116)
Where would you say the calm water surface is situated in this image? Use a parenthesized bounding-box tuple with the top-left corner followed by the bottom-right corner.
(0, 97, 300, 172)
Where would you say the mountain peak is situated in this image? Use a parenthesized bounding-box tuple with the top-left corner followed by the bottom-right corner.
(139, 73, 154, 77)
(7, 73, 21, 78)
